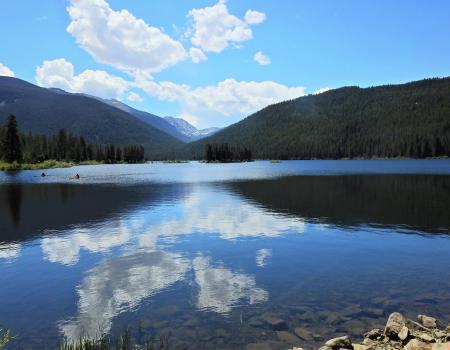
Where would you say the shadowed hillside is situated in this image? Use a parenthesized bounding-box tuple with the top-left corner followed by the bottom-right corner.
(182, 77, 450, 159)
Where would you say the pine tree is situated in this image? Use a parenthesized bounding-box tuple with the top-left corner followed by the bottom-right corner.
(1, 115, 22, 163)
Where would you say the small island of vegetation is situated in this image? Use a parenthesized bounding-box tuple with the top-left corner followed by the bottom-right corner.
(204, 143, 252, 162)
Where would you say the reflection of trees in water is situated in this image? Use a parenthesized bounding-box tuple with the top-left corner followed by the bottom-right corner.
(0, 183, 189, 242)
(6, 184, 22, 226)
(227, 175, 450, 233)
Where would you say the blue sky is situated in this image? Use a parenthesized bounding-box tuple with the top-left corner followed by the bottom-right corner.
(1, 0, 450, 128)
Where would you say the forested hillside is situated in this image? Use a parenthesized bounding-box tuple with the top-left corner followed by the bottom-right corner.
(0, 77, 182, 158)
(183, 77, 450, 159)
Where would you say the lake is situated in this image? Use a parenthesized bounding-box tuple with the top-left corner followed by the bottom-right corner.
(1, 160, 450, 349)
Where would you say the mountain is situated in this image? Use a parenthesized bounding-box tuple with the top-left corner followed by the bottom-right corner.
(93, 98, 192, 142)
(164, 116, 221, 141)
(182, 77, 450, 159)
(0, 76, 183, 158)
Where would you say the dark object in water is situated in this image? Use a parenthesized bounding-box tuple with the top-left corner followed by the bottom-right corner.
(41, 173, 46, 177)
(76, 174, 80, 179)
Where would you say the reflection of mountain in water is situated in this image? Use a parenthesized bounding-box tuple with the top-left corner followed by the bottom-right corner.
(0, 183, 188, 242)
(227, 175, 450, 233)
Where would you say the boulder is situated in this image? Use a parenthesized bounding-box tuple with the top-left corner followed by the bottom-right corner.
(415, 333, 435, 343)
(324, 335, 353, 349)
(385, 312, 407, 339)
(431, 343, 450, 350)
(404, 339, 432, 350)
(353, 344, 369, 350)
(399, 326, 409, 341)
(418, 315, 439, 329)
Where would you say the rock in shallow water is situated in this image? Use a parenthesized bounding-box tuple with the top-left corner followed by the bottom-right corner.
(418, 315, 439, 329)
(324, 335, 353, 349)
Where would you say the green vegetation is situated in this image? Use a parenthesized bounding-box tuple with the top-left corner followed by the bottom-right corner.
(160, 160, 189, 163)
(0, 116, 145, 170)
(0, 329, 13, 349)
(184, 77, 450, 159)
(204, 143, 252, 162)
(0, 77, 183, 158)
(59, 333, 166, 350)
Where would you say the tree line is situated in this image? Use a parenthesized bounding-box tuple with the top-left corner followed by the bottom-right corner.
(205, 143, 252, 162)
(0, 115, 145, 164)
(187, 77, 450, 160)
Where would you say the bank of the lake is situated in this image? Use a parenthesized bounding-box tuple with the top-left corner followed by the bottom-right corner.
(0, 159, 103, 171)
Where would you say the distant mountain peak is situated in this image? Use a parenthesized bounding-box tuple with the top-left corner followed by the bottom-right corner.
(164, 116, 221, 141)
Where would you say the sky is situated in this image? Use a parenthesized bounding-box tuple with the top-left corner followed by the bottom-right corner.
(1, 0, 450, 128)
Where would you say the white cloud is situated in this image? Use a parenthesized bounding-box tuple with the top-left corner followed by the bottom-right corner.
(244, 10, 266, 25)
(256, 248, 272, 267)
(127, 91, 143, 102)
(314, 87, 332, 95)
(189, 47, 208, 63)
(187, 0, 264, 53)
(254, 51, 271, 66)
(193, 256, 268, 314)
(61, 251, 190, 339)
(66, 0, 186, 76)
(138, 77, 305, 127)
(0, 63, 15, 77)
(0, 243, 21, 260)
(35, 58, 131, 99)
(42, 220, 132, 265)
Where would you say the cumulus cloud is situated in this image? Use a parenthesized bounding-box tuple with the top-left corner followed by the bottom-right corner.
(244, 10, 266, 25)
(66, 0, 186, 76)
(256, 248, 272, 267)
(189, 47, 207, 63)
(0, 243, 21, 260)
(193, 256, 268, 314)
(254, 51, 271, 65)
(0, 63, 15, 77)
(36, 58, 131, 99)
(138, 77, 305, 127)
(61, 251, 190, 339)
(127, 91, 143, 102)
(187, 0, 265, 53)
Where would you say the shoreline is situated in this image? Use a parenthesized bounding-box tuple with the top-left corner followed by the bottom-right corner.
(293, 312, 450, 350)
(0, 157, 448, 172)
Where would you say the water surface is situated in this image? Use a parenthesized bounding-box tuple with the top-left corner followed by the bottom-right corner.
(1, 160, 450, 349)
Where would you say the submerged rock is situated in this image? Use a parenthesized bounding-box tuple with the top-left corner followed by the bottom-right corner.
(261, 314, 288, 331)
(324, 335, 353, 349)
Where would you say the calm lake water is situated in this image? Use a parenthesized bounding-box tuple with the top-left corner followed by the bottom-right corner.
(1, 160, 450, 349)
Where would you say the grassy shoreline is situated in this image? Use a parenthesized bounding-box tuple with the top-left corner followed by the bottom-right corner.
(0, 160, 102, 171)
(1, 156, 448, 172)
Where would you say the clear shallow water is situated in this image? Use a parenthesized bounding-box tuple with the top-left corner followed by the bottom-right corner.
(1, 160, 450, 349)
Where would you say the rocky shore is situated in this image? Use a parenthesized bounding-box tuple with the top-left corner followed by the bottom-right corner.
(290, 312, 450, 350)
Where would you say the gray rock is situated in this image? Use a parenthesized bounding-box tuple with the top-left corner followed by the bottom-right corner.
(276, 331, 301, 345)
(324, 335, 353, 349)
(418, 315, 439, 329)
(261, 314, 288, 331)
(415, 333, 435, 343)
(384, 312, 407, 339)
(294, 327, 314, 341)
(404, 339, 432, 350)
(399, 326, 409, 341)
(364, 328, 383, 340)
